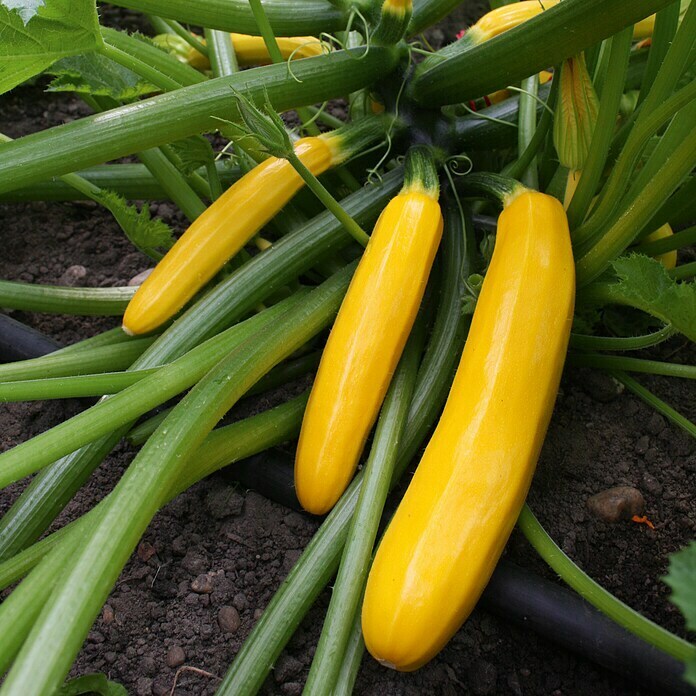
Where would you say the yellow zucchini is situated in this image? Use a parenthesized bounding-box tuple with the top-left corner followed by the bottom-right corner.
(294, 148, 442, 515)
(122, 137, 336, 335)
(361, 189, 575, 671)
(642, 224, 678, 270)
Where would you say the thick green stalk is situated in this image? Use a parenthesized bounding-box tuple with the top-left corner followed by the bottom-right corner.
(204, 29, 239, 76)
(576, 125, 696, 285)
(518, 505, 696, 664)
(566, 27, 633, 230)
(670, 261, 696, 281)
(0, 162, 240, 203)
(0, 47, 401, 195)
(304, 325, 423, 695)
(614, 371, 696, 438)
(215, 201, 472, 696)
(331, 611, 366, 696)
(569, 325, 675, 352)
(0, 297, 298, 489)
(101, 27, 205, 87)
(0, 269, 354, 696)
(567, 353, 696, 379)
(0, 338, 155, 383)
(0, 171, 402, 560)
(0, 281, 134, 316)
(637, 2, 681, 104)
(409, 0, 672, 106)
(0, 395, 308, 668)
(572, 82, 696, 250)
(634, 225, 696, 256)
(517, 75, 539, 189)
(106, 0, 346, 36)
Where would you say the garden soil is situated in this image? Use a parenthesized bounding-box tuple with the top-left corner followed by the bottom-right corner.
(1, 3, 695, 695)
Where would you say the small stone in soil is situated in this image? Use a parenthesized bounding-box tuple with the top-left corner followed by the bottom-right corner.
(191, 573, 214, 594)
(218, 605, 241, 634)
(166, 645, 186, 668)
(586, 486, 645, 523)
(128, 268, 154, 286)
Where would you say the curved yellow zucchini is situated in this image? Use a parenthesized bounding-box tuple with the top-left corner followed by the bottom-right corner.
(643, 224, 677, 270)
(122, 137, 334, 335)
(361, 190, 575, 671)
(295, 169, 443, 515)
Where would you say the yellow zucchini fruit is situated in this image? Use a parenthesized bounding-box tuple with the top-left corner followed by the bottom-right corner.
(642, 224, 678, 270)
(362, 190, 575, 671)
(122, 137, 336, 335)
(295, 149, 442, 515)
(187, 34, 325, 70)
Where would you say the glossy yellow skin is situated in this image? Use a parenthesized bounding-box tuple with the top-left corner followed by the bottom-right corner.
(122, 137, 334, 335)
(188, 34, 325, 70)
(295, 190, 443, 514)
(471, 0, 560, 42)
(643, 224, 677, 270)
(362, 191, 575, 671)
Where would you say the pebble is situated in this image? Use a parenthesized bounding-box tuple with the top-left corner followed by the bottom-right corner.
(128, 268, 154, 287)
(587, 486, 645, 522)
(60, 264, 87, 286)
(191, 573, 214, 594)
(218, 605, 241, 634)
(102, 605, 114, 625)
(166, 645, 186, 668)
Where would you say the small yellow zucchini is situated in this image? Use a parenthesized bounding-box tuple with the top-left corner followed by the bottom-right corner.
(362, 187, 575, 671)
(122, 136, 336, 335)
(642, 224, 677, 270)
(294, 147, 442, 515)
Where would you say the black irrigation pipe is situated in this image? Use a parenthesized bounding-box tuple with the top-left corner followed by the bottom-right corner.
(4, 305, 694, 696)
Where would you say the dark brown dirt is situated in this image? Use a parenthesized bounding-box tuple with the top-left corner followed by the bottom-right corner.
(1, 4, 695, 696)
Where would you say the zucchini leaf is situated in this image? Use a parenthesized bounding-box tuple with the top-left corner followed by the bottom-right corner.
(578, 254, 696, 342)
(0, 0, 102, 95)
(94, 190, 175, 260)
(663, 542, 696, 687)
(168, 136, 216, 176)
(47, 53, 157, 100)
(56, 672, 128, 696)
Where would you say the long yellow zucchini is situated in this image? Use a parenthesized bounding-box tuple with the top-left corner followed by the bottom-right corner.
(362, 187, 575, 671)
(294, 147, 442, 515)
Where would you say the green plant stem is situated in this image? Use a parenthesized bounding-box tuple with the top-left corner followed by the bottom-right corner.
(635, 224, 696, 256)
(0, 297, 299, 489)
(613, 371, 696, 438)
(0, 269, 354, 696)
(569, 324, 675, 351)
(567, 353, 696, 379)
(637, 2, 681, 104)
(0, 171, 402, 563)
(204, 29, 239, 76)
(99, 42, 184, 92)
(505, 76, 557, 182)
(303, 324, 423, 695)
(670, 261, 696, 281)
(107, 0, 346, 36)
(100, 27, 205, 87)
(646, 175, 696, 231)
(331, 610, 366, 696)
(517, 504, 696, 664)
(0, 394, 308, 666)
(214, 200, 473, 696)
(576, 125, 696, 285)
(516, 75, 539, 189)
(287, 152, 370, 246)
(566, 27, 633, 230)
(0, 47, 400, 195)
(162, 19, 209, 56)
(409, 0, 674, 106)
(0, 280, 134, 316)
(0, 338, 155, 383)
(136, 147, 207, 220)
(306, 105, 346, 130)
(572, 79, 696, 251)
(0, 162, 240, 204)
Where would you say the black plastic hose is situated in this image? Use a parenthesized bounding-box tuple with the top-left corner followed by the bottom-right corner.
(0, 313, 62, 362)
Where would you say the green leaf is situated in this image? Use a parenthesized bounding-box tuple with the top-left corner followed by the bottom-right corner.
(581, 254, 696, 341)
(663, 542, 696, 687)
(168, 135, 216, 176)
(56, 672, 128, 696)
(94, 189, 175, 259)
(47, 53, 157, 100)
(0, 0, 102, 94)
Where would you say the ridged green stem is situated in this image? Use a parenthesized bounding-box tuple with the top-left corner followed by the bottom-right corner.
(568, 353, 696, 379)
(670, 261, 696, 281)
(0, 47, 400, 195)
(517, 75, 539, 189)
(634, 225, 696, 256)
(569, 325, 675, 352)
(518, 505, 696, 664)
